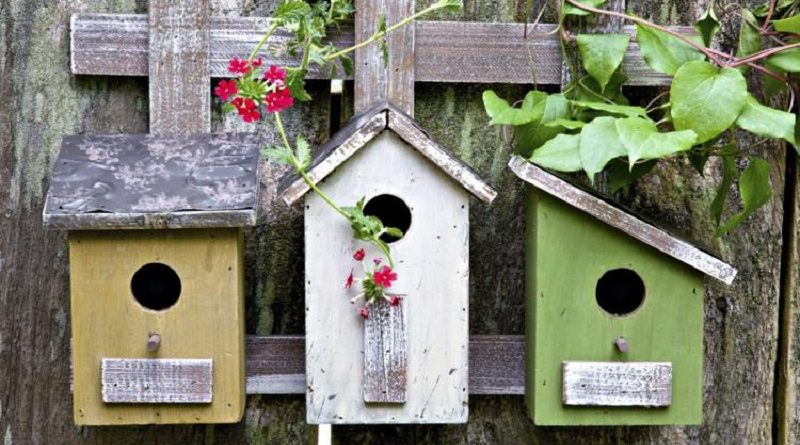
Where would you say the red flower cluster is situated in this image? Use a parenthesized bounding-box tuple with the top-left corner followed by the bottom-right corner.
(345, 248, 402, 320)
(353, 248, 366, 261)
(214, 58, 295, 123)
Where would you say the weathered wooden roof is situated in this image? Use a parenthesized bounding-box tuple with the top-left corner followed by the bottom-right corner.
(44, 133, 262, 230)
(509, 155, 737, 285)
(279, 101, 498, 205)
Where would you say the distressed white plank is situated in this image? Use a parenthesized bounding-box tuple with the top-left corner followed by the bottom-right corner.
(305, 132, 469, 424)
(364, 299, 407, 403)
(562, 361, 672, 407)
(69, 15, 678, 86)
(148, 0, 210, 134)
(509, 156, 737, 284)
(101, 358, 213, 404)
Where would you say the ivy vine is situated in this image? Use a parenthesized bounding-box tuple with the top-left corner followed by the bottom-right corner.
(485, 0, 800, 235)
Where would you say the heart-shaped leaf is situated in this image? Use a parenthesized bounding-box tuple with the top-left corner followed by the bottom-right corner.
(576, 34, 631, 91)
(483, 90, 546, 125)
(530, 133, 583, 172)
(615, 117, 697, 167)
(635, 24, 705, 76)
(579, 116, 627, 181)
(670, 61, 748, 143)
(736, 95, 797, 147)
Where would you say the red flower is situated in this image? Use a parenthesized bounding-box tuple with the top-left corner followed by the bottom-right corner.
(214, 79, 238, 101)
(353, 248, 366, 261)
(359, 307, 369, 319)
(265, 88, 294, 113)
(228, 58, 251, 75)
(251, 58, 264, 68)
(345, 269, 354, 289)
(373, 265, 397, 288)
(264, 65, 286, 83)
(232, 97, 261, 123)
(389, 295, 401, 306)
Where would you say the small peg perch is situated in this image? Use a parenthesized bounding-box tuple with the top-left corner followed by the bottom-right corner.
(147, 333, 161, 352)
(614, 337, 628, 353)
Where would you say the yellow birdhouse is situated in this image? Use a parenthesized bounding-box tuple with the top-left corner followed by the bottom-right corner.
(44, 133, 262, 425)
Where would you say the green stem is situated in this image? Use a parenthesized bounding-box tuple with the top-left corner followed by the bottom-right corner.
(323, 2, 447, 61)
(248, 23, 279, 62)
(273, 112, 348, 219)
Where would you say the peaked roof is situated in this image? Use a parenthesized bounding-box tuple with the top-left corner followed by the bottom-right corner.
(279, 101, 497, 205)
(509, 156, 737, 285)
(44, 133, 262, 230)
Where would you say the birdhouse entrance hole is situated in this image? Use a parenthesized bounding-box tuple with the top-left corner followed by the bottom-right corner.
(595, 269, 645, 316)
(363, 194, 412, 243)
(130, 263, 182, 311)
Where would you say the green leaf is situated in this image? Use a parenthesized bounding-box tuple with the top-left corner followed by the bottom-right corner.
(434, 0, 463, 13)
(579, 116, 626, 181)
(615, 117, 697, 167)
(529, 133, 583, 172)
(286, 68, 313, 101)
(515, 94, 571, 154)
(717, 157, 772, 235)
(606, 158, 658, 192)
(694, 2, 720, 47)
(563, 0, 606, 16)
(710, 155, 738, 225)
(576, 34, 630, 91)
(767, 48, 800, 72)
(772, 14, 800, 34)
(736, 9, 762, 74)
(635, 24, 705, 76)
(384, 227, 404, 238)
(736, 95, 796, 146)
(262, 145, 295, 165)
(295, 134, 312, 169)
(570, 100, 648, 118)
(670, 61, 748, 143)
(483, 90, 546, 126)
(543, 118, 587, 129)
(275, 0, 311, 25)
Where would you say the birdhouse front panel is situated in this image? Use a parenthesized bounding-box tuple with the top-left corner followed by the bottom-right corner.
(526, 189, 704, 426)
(305, 131, 470, 424)
(69, 228, 245, 425)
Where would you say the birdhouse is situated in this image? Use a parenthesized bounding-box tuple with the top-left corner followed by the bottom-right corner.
(508, 156, 737, 426)
(43, 133, 262, 425)
(280, 102, 497, 424)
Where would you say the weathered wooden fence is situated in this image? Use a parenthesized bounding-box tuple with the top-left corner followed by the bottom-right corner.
(0, 0, 795, 443)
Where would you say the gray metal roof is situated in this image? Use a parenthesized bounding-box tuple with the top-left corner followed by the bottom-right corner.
(44, 133, 262, 230)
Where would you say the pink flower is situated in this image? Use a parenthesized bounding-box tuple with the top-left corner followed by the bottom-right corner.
(373, 265, 397, 288)
(389, 295, 401, 306)
(359, 307, 369, 319)
(213, 79, 238, 101)
(264, 65, 286, 83)
(353, 248, 366, 261)
(345, 269, 354, 289)
(228, 58, 251, 75)
(265, 88, 294, 113)
(251, 58, 264, 68)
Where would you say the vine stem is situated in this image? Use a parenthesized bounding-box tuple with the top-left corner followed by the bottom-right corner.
(730, 42, 800, 67)
(248, 23, 279, 62)
(562, 0, 788, 82)
(273, 112, 349, 219)
(323, 2, 448, 61)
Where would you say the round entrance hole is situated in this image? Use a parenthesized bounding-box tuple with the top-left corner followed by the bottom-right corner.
(130, 263, 182, 311)
(363, 194, 412, 244)
(595, 269, 645, 316)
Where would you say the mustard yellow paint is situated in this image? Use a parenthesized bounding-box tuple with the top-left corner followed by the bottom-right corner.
(69, 229, 245, 425)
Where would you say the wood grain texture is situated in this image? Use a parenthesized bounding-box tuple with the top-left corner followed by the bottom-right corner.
(353, 0, 415, 113)
(562, 361, 672, 407)
(101, 358, 213, 404)
(305, 131, 469, 424)
(510, 156, 737, 284)
(69, 229, 245, 425)
(147, 0, 210, 134)
(70, 15, 678, 86)
(363, 299, 407, 404)
(44, 210, 257, 230)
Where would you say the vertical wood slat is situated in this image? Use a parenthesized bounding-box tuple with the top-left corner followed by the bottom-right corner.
(363, 299, 408, 403)
(148, 0, 211, 134)
(354, 0, 415, 114)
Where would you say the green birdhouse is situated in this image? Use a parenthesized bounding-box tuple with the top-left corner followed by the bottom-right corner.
(509, 156, 737, 426)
